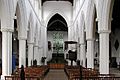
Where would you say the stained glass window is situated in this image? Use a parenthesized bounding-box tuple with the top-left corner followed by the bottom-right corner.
(53, 32, 63, 53)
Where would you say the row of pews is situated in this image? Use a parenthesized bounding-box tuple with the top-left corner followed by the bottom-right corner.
(64, 65, 120, 80)
(5, 65, 49, 80)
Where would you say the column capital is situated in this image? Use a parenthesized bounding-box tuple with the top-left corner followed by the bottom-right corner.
(38, 46, 43, 49)
(98, 30, 111, 34)
(80, 43, 86, 46)
(18, 37, 27, 40)
(34, 45, 39, 47)
(1, 28, 14, 32)
(27, 42, 34, 44)
(86, 38, 95, 41)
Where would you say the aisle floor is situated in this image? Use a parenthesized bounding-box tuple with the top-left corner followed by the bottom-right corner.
(44, 69, 68, 80)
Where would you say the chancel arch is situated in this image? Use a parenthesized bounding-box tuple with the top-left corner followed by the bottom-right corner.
(47, 13, 68, 63)
(45, 10, 70, 27)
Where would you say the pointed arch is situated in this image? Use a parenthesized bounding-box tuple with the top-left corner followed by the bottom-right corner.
(15, 0, 27, 39)
(86, 0, 96, 40)
(79, 11, 86, 44)
(109, 0, 115, 30)
(47, 13, 68, 31)
(45, 9, 69, 27)
(98, 0, 112, 31)
(75, 20, 79, 41)
(0, 0, 14, 31)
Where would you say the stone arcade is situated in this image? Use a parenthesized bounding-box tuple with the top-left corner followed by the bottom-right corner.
(0, 0, 120, 79)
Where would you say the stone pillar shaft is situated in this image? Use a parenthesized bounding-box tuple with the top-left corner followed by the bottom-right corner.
(38, 47, 42, 65)
(80, 44, 86, 67)
(19, 39, 26, 68)
(77, 43, 80, 60)
(28, 43, 34, 66)
(99, 32, 109, 74)
(1, 31, 12, 80)
(87, 39, 94, 69)
(2, 31, 12, 74)
(34, 46, 39, 65)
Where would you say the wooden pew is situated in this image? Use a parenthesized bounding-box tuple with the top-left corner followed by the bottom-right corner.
(71, 76, 120, 80)
(64, 65, 99, 80)
(5, 75, 40, 80)
(65, 65, 120, 80)
(5, 65, 49, 80)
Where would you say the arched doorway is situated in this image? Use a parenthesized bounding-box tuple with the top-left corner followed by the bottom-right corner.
(47, 13, 68, 63)
(110, 0, 120, 68)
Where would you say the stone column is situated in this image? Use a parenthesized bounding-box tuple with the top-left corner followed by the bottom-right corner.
(34, 45, 39, 65)
(68, 25, 73, 41)
(99, 30, 110, 74)
(87, 39, 94, 69)
(19, 39, 26, 68)
(79, 23, 86, 67)
(38, 46, 42, 65)
(1, 30, 13, 80)
(80, 43, 86, 67)
(43, 27, 47, 65)
(28, 42, 34, 66)
(36, 46, 40, 65)
(77, 43, 80, 60)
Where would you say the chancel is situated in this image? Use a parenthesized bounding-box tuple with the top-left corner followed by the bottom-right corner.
(0, 0, 120, 80)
